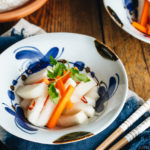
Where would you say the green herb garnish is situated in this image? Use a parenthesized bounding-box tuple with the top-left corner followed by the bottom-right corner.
(50, 56, 57, 65)
(47, 56, 90, 104)
(47, 56, 67, 79)
(48, 82, 60, 104)
(70, 68, 90, 83)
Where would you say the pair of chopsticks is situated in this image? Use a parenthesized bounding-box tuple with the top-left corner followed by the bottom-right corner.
(96, 99, 150, 150)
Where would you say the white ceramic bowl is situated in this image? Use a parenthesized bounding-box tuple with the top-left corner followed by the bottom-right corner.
(103, 0, 150, 43)
(0, 33, 128, 144)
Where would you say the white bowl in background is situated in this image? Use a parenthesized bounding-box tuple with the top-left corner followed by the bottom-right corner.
(103, 0, 150, 43)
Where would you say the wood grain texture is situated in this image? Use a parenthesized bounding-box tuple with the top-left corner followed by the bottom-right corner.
(25, 0, 102, 40)
(1, 0, 150, 100)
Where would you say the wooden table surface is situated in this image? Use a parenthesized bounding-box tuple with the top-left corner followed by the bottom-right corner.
(0, 0, 150, 101)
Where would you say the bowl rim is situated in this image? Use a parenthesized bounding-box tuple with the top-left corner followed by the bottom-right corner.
(0, 32, 128, 144)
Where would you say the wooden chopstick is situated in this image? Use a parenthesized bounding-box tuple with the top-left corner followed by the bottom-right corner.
(96, 99, 150, 150)
(109, 117, 150, 150)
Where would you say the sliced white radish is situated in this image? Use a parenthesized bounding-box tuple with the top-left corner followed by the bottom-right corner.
(63, 102, 95, 117)
(24, 66, 52, 85)
(57, 111, 88, 127)
(16, 83, 48, 99)
(27, 94, 48, 126)
(20, 99, 32, 117)
(85, 86, 99, 100)
(70, 93, 81, 103)
(64, 78, 76, 88)
(36, 97, 56, 127)
(73, 76, 96, 98)
(81, 96, 95, 107)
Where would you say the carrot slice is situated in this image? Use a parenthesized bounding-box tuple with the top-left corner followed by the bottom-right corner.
(56, 78, 65, 96)
(140, 0, 149, 26)
(47, 85, 75, 128)
(56, 77, 73, 110)
(62, 71, 71, 83)
(132, 22, 147, 33)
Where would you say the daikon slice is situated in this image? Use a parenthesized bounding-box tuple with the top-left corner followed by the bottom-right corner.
(20, 99, 32, 110)
(81, 96, 95, 107)
(36, 98, 56, 127)
(16, 83, 48, 99)
(24, 66, 52, 85)
(85, 86, 99, 100)
(63, 102, 95, 117)
(27, 94, 48, 126)
(72, 76, 96, 98)
(57, 111, 88, 127)
(20, 99, 32, 117)
(64, 78, 76, 88)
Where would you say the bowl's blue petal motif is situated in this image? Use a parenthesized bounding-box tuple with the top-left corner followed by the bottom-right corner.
(15, 106, 37, 133)
(4, 107, 16, 116)
(95, 73, 119, 113)
(73, 61, 85, 71)
(12, 80, 17, 86)
(3, 103, 37, 134)
(124, 0, 133, 11)
(123, 0, 138, 22)
(14, 46, 43, 60)
(41, 47, 59, 62)
(15, 50, 43, 60)
(8, 90, 15, 101)
(108, 73, 119, 98)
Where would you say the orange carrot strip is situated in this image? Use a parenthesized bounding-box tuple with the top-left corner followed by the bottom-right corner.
(132, 22, 147, 33)
(56, 78, 73, 110)
(56, 78, 65, 96)
(34, 78, 50, 85)
(47, 85, 75, 128)
(147, 24, 150, 35)
(140, 0, 149, 26)
(62, 72, 71, 83)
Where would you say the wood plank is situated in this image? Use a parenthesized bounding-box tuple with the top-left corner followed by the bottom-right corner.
(100, 2, 150, 100)
(25, 0, 102, 40)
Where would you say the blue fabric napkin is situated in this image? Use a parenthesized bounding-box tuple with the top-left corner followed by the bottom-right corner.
(0, 29, 24, 54)
(0, 23, 150, 150)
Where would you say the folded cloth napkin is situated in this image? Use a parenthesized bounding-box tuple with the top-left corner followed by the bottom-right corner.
(0, 19, 150, 150)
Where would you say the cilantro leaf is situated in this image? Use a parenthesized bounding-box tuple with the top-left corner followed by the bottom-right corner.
(48, 56, 68, 79)
(71, 68, 90, 83)
(48, 83, 60, 104)
(47, 70, 55, 79)
(75, 73, 90, 82)
(50, 56, 57, 65)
